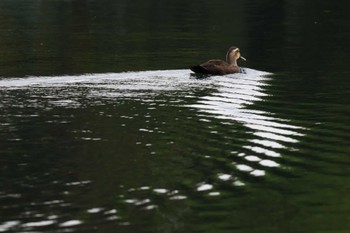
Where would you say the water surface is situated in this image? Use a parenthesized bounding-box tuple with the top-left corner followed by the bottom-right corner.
(1, 1, 350, 233)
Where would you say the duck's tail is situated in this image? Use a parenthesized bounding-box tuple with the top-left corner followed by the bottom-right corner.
(189, 65, 210, 74)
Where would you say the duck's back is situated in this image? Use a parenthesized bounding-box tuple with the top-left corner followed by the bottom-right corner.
(200, 60, 229, 75)
(205, 59, 227, 65)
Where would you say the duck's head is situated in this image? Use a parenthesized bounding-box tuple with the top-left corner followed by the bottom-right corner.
(226, 46, 246, 64)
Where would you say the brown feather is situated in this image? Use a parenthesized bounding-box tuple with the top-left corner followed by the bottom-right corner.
(189, 46, 244, 75)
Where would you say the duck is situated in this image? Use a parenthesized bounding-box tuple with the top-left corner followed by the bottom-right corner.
(189, 46, 246, 75)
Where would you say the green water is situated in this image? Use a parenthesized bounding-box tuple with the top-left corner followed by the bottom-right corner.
(1, 1, 350, 232)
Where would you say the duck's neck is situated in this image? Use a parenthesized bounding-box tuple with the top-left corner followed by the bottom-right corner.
(226, 53, 238, 66)
(227, 57, 238, 66)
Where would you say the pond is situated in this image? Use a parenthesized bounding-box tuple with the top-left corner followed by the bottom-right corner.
(1, 1, 350, 232)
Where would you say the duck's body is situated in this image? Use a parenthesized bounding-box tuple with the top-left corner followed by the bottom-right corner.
(189, 46, 246, 75)
(190, 59, 240, 75)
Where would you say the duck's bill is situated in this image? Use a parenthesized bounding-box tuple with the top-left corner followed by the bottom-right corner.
(240, 56, 247, 61)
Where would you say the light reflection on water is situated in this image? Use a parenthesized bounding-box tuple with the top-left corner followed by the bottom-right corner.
(187, 69, 307, 180)
(0, 69, 228, 231)
(0, 68, 336, 233)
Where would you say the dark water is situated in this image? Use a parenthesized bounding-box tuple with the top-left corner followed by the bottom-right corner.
(1, 0, 350, 232)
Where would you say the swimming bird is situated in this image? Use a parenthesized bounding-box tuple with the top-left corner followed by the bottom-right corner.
(189, 46, 246, 75)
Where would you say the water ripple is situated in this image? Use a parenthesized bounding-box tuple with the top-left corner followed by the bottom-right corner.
(187, 68, 307, 178)
(2, 69, 348, 231)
